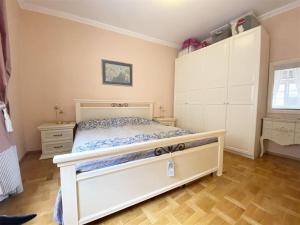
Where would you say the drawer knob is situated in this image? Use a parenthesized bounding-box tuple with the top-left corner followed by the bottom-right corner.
(53, 134, 63, 137)
(54, 145, 63, 149)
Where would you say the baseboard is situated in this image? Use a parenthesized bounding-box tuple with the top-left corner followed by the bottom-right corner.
(224, 148, 255, 160)
(266, 151, 300, 161)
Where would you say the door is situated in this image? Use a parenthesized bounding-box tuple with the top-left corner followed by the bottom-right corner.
(202, 40, 229, 131)
(226, 29, 260, 155)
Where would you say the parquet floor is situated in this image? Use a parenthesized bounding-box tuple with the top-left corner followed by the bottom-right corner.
(0, 151, 300, 225)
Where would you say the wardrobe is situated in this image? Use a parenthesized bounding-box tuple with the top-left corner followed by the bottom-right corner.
(174, 26, 270, 158)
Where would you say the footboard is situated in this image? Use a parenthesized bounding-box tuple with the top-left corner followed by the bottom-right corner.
(53, 130, 225, 225)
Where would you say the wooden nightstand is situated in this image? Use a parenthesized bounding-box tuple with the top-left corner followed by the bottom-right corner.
(153, 117, 176, 127)
(38, 122, 76, 159)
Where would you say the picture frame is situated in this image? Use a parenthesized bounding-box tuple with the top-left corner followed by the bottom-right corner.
(102, 60, 133, 86)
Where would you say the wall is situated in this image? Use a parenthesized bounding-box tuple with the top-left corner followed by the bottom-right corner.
(17, 8, 177, 151)
(262, 7, 300, 62)
(261, 6, 300, 159)
(5, 0, 25, 159)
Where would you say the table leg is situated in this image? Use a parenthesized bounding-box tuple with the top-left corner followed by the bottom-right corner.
(260, 136, 264, 158)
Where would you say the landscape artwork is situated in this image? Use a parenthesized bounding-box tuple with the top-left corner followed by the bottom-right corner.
(102, 60, 132, 86)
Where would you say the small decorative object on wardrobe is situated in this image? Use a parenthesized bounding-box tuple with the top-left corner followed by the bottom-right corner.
(178, 38, 200, 57)
(210, 24, 232, 43)
(178, 38, 210, 57)
(230, 11, 260, 35)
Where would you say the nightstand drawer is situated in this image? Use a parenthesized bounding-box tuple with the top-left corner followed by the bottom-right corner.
(42, 141, 73, 154)
(41, 129, 73, 142)
(271, 130, 294, 145)
(263, 120, 272, 129)
(272, 122, 295, 132)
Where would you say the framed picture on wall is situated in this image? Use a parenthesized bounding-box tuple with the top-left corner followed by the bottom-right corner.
(102, 60, 133, 86)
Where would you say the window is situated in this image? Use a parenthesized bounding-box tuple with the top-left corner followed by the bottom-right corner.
(268, 59, 300, 114)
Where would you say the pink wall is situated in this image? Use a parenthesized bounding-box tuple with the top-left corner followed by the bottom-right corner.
(17, 8, 177, 152)
(262, 6, 300, 160)
(262, 7, 300, 63)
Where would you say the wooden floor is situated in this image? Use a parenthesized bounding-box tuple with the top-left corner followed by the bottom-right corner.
(0, 151, 300, 225)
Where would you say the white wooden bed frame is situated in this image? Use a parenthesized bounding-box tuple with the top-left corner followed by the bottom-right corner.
(53, 100, 225, 225)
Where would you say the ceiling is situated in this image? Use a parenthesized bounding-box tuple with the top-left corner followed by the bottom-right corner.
(19, 0, 300, 47)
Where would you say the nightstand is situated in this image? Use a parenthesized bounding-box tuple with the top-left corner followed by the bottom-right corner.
(38, 122, 76, 159)
(153, 117, 176, 127)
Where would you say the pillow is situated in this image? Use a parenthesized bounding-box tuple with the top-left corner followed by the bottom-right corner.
(78, 117, 153, 130)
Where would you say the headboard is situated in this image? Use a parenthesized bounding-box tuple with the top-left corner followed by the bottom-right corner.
(74, 99, 154, 123)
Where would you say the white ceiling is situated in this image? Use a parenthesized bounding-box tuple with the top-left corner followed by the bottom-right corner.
(19, 0, 300, 47)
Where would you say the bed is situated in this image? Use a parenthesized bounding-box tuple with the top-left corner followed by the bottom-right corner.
(53, 100, 225, 225)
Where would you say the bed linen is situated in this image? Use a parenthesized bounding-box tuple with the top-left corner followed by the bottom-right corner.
(54, 117, 217, 224)
(73, 117, 216, 172)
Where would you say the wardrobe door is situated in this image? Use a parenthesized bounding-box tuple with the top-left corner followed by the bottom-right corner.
(228, 30, 260, 86)
(203, 40, 229, 88)
(225, 105, 255, 154)
(174, 104, 187, 129)
(204, 105, 226, 131)
(202, 40, 229, 131)
(188, 50, 205, 91)
(174, 54, 192, 93)
(226, 29, 260, 155)
(174, 103, 203, 131)
(186, 104, 204, 132)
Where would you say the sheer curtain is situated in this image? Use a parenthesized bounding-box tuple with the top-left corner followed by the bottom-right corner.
(0, 0, 23, 201)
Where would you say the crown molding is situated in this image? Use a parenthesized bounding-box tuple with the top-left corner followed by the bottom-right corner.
(17, 0, 300, 46)
(258, 0, 300, 21)
(17, 0, 179, 49)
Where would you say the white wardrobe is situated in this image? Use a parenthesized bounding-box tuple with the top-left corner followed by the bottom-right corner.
(174, 26, 270, 158)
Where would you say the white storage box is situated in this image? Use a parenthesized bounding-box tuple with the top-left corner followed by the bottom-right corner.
(230, 12, 260, 35)
(210, 24, 232, 43)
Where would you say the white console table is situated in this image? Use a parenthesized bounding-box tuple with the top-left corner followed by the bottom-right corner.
(260, 118, 300, 157)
